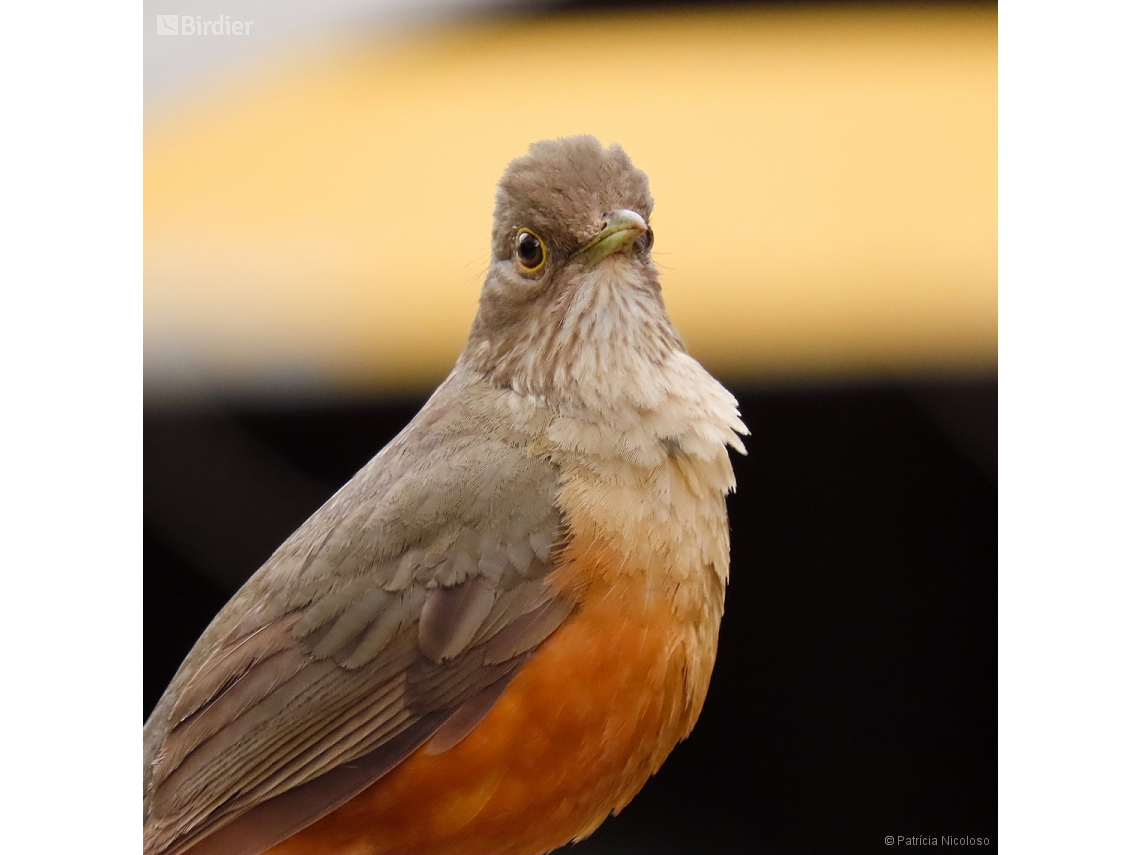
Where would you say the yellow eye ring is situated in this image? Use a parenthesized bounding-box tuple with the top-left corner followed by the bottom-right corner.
(514, 229, 547, 275)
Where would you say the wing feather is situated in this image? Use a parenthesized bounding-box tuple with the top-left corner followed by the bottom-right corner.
(143, 382, 575, 855)
(180, 713, 450, 855)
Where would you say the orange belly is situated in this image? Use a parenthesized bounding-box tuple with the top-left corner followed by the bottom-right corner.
(266, 542, 719, 855)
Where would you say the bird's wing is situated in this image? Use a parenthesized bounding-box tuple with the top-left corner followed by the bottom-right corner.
(143, 379, 573, 855)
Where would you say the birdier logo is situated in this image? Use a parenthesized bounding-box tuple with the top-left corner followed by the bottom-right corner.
(156, 15, 253, 36)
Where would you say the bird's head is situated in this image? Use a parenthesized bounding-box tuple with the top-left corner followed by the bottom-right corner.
(464, 136, 682, 401)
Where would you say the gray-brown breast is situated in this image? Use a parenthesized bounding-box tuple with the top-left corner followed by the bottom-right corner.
(142, 372, 572, 855)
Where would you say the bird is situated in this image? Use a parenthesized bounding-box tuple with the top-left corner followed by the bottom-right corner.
(143, 135, 748, 855)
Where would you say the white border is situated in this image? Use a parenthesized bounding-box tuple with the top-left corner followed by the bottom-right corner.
(999, 0, 1139, 851)
(2, 2, 140, 852)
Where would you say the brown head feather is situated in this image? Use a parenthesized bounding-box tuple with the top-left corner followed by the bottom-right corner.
(491, 135, 653, 259)
(464, 136, 681, 404)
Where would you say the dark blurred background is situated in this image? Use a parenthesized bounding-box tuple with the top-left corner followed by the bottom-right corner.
(145, 0, 995, 851)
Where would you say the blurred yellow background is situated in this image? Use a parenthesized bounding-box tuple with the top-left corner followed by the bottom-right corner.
(144, 4, 996, 399)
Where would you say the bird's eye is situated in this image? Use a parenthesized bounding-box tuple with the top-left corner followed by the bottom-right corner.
(637, 227, 654, 255)
(515, 229, 547, 274)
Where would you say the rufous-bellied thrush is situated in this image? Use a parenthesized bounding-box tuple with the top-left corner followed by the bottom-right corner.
(143, 135, 747, 855)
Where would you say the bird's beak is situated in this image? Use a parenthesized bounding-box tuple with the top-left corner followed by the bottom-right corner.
(572, 209, 648, 266)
